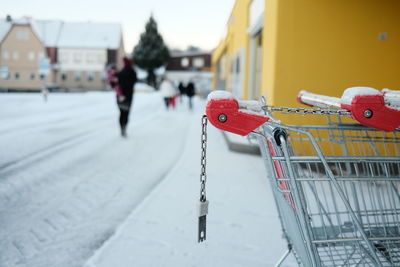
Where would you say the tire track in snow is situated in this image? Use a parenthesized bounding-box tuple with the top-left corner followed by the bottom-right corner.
(0, 131, 93, 170)
(0, 101, 162, 175)
(0, 96, 193, 267)
(0, 130, 98, 177)
(0, 111, 109, 137)
(83, 113, 196, 267)
(0, 107, 163, 206)
(0, 99, 113, 136)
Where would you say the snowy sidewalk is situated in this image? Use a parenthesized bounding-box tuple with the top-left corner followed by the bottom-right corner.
(84, 101, 297, 267)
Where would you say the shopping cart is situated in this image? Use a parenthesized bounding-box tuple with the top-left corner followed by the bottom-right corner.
(203, 87, 400, 266)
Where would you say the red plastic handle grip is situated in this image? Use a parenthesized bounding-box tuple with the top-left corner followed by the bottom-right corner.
(206, 98, 269, 136)
(298, 89, 400, 131)
(341, 94, 400, 132)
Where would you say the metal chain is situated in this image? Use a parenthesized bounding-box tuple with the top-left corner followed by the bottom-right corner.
(261, 105, 351, 116)
(200, 115, 208, 202)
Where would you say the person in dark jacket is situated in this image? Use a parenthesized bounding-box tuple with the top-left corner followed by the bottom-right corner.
(116, 57, 137, 137)
(186, 81, 195, 110)
(178, 81, 185, 103)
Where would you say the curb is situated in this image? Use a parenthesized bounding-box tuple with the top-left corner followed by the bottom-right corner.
(221, 131, 261, 155)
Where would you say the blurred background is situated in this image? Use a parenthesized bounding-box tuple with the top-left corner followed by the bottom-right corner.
(0, 1, 399, 267)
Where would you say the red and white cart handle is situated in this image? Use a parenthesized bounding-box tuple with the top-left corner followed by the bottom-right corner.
(205, 91, 269, 136)
(298, 87, 400, 132)
(206, 87, 400, 134)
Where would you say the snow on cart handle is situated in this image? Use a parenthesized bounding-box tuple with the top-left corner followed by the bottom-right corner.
(206, 91, 269, 136)
(298, 87, 400, 131)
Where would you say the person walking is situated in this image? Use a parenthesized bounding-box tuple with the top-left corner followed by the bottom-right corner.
(116, 57, 137, 137)
(107, 64, 124, 101)
(41, 86, 49, 102)
(186, 81, 195, 110)
(178, 81, 185, 103)
(159, 76, 177, 109)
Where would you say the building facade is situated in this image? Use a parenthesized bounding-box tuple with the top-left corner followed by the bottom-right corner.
(0, 20, 47, 90)
(212, 0, 400, 125)
(0, 17, 125, 91)
(57, 47, 107, 89)
(166, 50, 212, 96)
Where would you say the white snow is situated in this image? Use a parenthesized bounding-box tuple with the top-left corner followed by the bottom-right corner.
(238, 100, 263, 112)
(1, 18, 122, 49)
(207, 92, 267, 116)
(134, 82, 155, 92)
(382, 88, 400, 95)
(32, 20, 64, 47)
(0, 91, 296, 267)
(238, 100, 267, 116)
(298, 90, 342, 109)
(207, 90, 235, 101)
(382, 88, 400, 110)
(57, 22, 121, 49)
(340, 87, 380, 105)
(300, 87, 400, 111)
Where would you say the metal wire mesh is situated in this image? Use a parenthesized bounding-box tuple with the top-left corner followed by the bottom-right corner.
(258, 116, 400, 266)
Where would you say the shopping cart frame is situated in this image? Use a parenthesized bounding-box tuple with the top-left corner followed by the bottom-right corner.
(249, 120, 400, 267)
(205, 89, 400, 266)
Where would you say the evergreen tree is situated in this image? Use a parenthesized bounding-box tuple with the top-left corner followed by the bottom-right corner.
(133, 16, 170, 88)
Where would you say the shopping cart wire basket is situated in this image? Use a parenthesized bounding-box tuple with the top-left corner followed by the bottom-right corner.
(205, 87, 400, 267)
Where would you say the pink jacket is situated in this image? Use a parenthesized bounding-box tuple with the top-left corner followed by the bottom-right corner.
(107, 68, 123, 98)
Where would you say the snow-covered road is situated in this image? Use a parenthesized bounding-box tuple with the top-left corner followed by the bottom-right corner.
(0, 92, 296, 267)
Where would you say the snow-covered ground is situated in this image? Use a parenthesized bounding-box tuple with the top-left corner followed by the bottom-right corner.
(0, 91, 297, 267)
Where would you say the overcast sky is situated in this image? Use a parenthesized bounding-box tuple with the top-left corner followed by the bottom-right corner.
(2, 0, 235, 53)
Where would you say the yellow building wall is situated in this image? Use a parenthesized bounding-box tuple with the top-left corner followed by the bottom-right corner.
(0, 24, 46, 90)
(212, 0, 251, 98)
(262, 0, 400, 125)
(261, 0, 279, 104)
(211, 38, 228, 90)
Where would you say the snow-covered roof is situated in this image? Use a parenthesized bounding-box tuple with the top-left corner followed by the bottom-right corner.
(32, 20, 64, 47)
(170, 50, 211, 57)
(1, 17, 122, 50)
(0, 17, 33, 43)
(57, 22, 121, 49)
(0, 20, 11, 43)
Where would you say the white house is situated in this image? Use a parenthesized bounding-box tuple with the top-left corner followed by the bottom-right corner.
(34, 20, 125, 90)
(0, 16, 125, 91)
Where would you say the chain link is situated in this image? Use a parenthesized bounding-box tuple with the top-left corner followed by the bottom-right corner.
(261, 105, 351, 116)
(200, 115, 208, 202)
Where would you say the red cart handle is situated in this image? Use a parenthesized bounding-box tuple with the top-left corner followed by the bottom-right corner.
(298, 87, 400, 132)
(341, 93, 400, 132)
(206, 91, 269, 136)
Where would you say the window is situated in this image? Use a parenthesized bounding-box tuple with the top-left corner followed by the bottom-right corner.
(61, 72, 67, 81)
(87, 72, 94, 82)
(2, 50, 9, 60)
(28, 51, 35, 61)
(101, 71, 107, 82)
(87, 53, 95, 63)
(30, 73, 35, 80)
(40, 74, 45, 80)
(181, 57, 189, 67)
(74, 53, 82, 63)
(60, 52, 68, 63)
(12, 51, 19, 60)
(97, 54, 104, 63)
(74, 72, 81, 81)
(5, 72, 10, 80)
(14, 72, 20, 80)
(379, 32, 388, 41)
(193, 57, 205, 68)
(16, 29, 29, 40)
